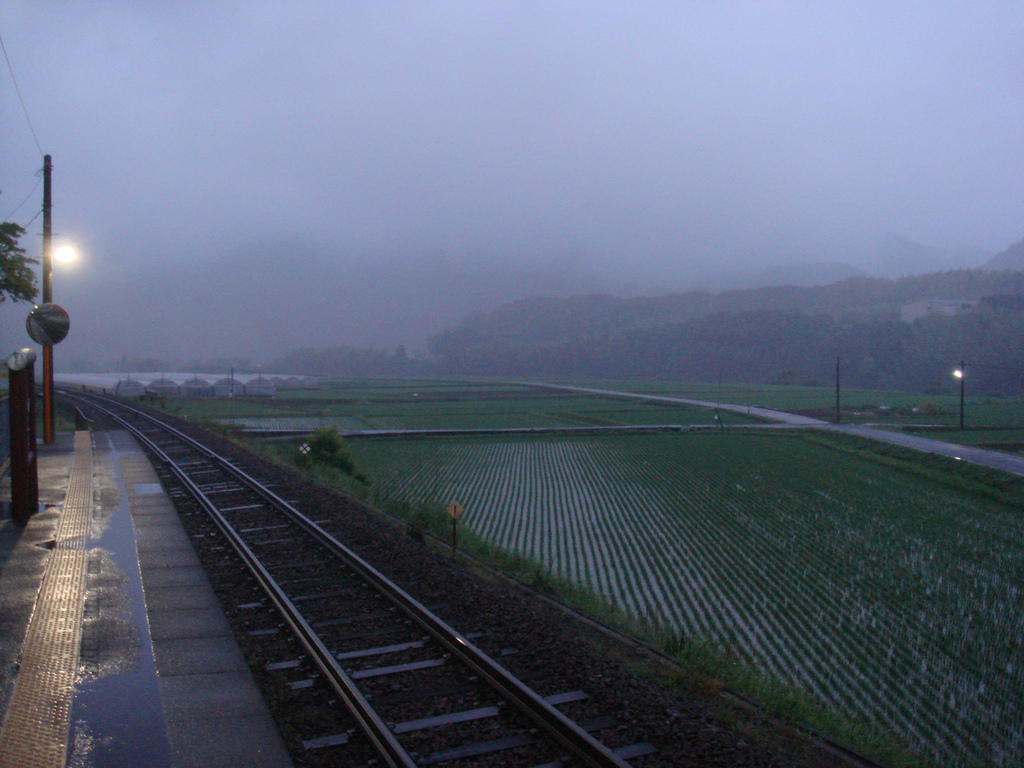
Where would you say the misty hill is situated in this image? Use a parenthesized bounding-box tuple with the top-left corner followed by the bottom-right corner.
(427, 269, 1024, 394)
(986, 238, 1024, 270)
(868, 234, 993, 277)
(430, 269, 1024, 348)
(48, 244, 614, 368)
(21, 234, 1015, 375)
(734, 261, 864, 288)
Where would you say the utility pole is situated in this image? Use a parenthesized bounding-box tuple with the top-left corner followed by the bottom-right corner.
(41, 154, 55, 444)
(958, 360, 965, 431)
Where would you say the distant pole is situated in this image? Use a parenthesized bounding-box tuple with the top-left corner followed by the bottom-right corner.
(835, 355, 841, 424)
(41, 154, 55, 444)
(958, 360, 965, 431)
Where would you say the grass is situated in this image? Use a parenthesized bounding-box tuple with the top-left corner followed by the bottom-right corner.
(347, 429, 1023, 768)
(128, 376, 1024, 767)
(176, 379, 762, 431)
(267, 429, 933, 767)
(805, 429, 1024, 508)
(154, 375, 1024, 433)
(552, 377, 1024, 428)
(649, 629, 927, 768)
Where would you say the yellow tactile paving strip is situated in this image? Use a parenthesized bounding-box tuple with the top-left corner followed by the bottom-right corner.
(0, 432, 92, 767)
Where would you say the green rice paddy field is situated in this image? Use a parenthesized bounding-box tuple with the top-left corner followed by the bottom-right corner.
(198, 379, 764, 431)
(567, 378, 1024, 430)
(347, 428, 1024, 768)
(187, 378, 1024, 765)
(192, 377, 1024, 451)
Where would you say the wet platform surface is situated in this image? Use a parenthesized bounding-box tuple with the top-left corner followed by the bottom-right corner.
(0, 430, 293, 767)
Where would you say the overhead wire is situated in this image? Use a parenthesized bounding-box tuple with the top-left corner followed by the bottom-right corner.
(20, 209, 41, 231)
(0, 31, 45, 156)
(3, 176, 41, 222)
(1, 30, 45, 231)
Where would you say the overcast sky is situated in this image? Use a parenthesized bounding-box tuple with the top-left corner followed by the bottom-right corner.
(3, 2, 1023, 292)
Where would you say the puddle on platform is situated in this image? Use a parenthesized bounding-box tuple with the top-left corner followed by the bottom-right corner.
(67, 434, 170, 768)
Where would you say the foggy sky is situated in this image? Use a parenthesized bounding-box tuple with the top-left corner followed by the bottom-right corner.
(2, 2, 1024, 359)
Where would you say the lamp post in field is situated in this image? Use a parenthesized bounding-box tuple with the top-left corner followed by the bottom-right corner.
(953, 362, 965, 431)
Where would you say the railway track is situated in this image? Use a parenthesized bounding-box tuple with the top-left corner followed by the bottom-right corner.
(69, 393, 656, 768)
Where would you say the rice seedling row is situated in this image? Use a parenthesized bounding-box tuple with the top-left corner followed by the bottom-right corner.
(350, 431, 1024, 766)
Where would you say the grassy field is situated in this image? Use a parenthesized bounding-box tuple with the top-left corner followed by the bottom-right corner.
(165, 376, 1024, 434)
(178, 378, 764, 431)
(886, 427, 1024, 457)
(560, 378, 1024, 429)
(348, 428, 1024, 768)
(158, 376, 1024, 764)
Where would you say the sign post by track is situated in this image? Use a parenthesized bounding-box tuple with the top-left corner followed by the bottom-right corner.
(446, 502, 464, 555)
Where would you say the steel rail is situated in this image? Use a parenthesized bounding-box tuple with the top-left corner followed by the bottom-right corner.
(78, 396, 417, 768)
(70, 393, 634, 768)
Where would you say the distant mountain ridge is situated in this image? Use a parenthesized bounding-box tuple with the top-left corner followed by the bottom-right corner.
(426, 268, 1024, 394)
(986, 238, 1024, 270)
(24, 231, 1020, 372)
(739, 261, 865, 288)
(430, 269, 1024, 349)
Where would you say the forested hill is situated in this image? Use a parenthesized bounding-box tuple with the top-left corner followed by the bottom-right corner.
(430, 270, 1024, 346)
(427, 269, 1024, 394)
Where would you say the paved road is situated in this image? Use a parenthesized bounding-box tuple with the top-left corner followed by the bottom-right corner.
(527, 382, 829, 426)
(831, 424, 1024, 477)
(529, 382, 1024, 478)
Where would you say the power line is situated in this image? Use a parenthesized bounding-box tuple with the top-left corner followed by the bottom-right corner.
(2, 176, 42, 222)
(0, 31, 44, 156)
(21, 209, 41, 230)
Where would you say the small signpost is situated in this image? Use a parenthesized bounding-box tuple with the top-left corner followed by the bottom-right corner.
(446, 502, 464, 555)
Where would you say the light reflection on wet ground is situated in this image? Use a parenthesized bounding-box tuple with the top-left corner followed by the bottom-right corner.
(68, 432, 170, 768)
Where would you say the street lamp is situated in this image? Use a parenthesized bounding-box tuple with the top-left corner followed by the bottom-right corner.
(953, 362, 965, 430)
(54, 245, 78, 264)
(35, 156, 76, 444)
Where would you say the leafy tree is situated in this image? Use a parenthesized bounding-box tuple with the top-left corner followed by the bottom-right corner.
(0, 222, 38, 304)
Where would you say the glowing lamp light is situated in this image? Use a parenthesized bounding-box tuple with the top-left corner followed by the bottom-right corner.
(54, 245, 78, 264)
(953, 361, 965, 430)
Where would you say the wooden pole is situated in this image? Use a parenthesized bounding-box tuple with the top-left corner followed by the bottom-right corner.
(959, 360, 965, 430)
(41, 155, 55, 444)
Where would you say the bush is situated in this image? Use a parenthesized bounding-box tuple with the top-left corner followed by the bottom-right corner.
(302, 428, 366, 480)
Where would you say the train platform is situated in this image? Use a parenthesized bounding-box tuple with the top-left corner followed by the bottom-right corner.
(0, 429, 293, 768)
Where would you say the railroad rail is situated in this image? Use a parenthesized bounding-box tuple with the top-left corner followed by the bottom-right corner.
(67, 392, 654, 768)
